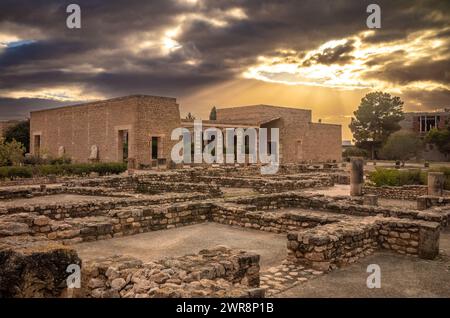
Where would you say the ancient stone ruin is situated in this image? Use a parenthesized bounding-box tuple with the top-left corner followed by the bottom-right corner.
(0, 163, 449, 298)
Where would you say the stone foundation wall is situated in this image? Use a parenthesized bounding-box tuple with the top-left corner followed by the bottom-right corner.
(211, 203, 340, 233)
(0, 235, 262, 298)
(135, 181, 222, 196)
(65, 175, 222, 196)
(363, 185, 427, 200)
(195, 175, 333, 193)
(226, 192, 448, 226)
(0, 192, 210, 220)
(0, 185, 131, 200)
(79, 246, 262, 298)
(0, 201, 212, 244)
(287, 217, 440, 270)
(417, 195, 450, 210)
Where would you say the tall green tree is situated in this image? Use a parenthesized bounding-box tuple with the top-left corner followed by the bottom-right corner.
(4, 119, 30, 152)
(349, 92, 404, 159)
(0, 137, 25, 166)
(380, 131, 423, 166)
(209, 106, 217, 120)
(425, 126, 450, 156)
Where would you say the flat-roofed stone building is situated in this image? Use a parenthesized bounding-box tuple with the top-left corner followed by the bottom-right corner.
(30, 96, 342, 166)
(30, 95, 180, 166)
(214, 104, 342, 163)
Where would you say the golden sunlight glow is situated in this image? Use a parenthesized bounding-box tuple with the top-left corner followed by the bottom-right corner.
(0, 33, 21, 48)
(1, 87, 104, 102)
(243, 28, 450, 93)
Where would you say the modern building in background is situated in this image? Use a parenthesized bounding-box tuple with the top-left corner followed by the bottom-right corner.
(30, 95, 342, 166)
(399, 108, 450, 161)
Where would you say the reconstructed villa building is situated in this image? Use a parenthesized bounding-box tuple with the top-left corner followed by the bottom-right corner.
(30, 95, 342, 166)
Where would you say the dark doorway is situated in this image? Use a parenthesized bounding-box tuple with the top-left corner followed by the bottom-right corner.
(34, 135, 41, 157)
(118, 130, 128, 162)
(151, 136, 158, 159)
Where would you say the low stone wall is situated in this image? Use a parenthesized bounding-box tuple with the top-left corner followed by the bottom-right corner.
(287, 219, 378, 270)
(2, 192, 446, 246)
(196, 175, 333, 193)
(0, 236, 262, 298)
(0, 185, 131, 200)
(417, 195, 450, 210)
(65, 175, 222, 196)
(0, 175, 77, 187)
(363, 185, 427, 200)
(226, 192, 448, 226)
(0, 201, 212, 244)
(287, 217, 440, 270)
(0, 192, 210, 220)
(212, 203, 341, 233)
(136, 181, 222, 196)
(79, 246, 262, 298)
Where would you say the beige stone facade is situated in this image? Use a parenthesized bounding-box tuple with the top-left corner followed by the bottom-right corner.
(215, 105, 342, 163)
(30, 95, 180, 166)
(30, 97, 341, 165)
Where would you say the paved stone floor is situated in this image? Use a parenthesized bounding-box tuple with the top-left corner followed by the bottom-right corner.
(260, 261, 324, 296)
(75, 222, 287, 269)
(277, 228, 450, 297)
(305, 184, 350, 197)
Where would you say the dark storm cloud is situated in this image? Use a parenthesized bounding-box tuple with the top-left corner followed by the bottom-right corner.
(401, 88, 450, 110)
(0, 0, 449, 116)
(0, 97, 77, 119)
(364, 59, 450, 85)
(302, 40, 355, 66)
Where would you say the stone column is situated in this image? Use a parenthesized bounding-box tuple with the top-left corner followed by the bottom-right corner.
(427, 172, 445, 196)
(418, 223, 440, 259)
(350, 157, 364, 196)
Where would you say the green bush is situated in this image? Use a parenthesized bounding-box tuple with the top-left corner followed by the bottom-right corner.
(343, 146, 368, 159)
(0, 166, 33, 179)
(0, 162, 126, 179)
(23, 154, 46, 165)
(368, 167, 450, 190)
(368, 168, 423, 187)
(49, 156, 72, 165)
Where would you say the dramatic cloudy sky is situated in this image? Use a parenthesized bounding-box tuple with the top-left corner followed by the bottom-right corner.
(0, 0, 449, 139)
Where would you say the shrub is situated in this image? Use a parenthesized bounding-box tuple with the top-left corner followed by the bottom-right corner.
(425, 127, 450, 156)
(3, 120, 30, 152)
(0, 138, 25, 166)
(343, 146, 369, 159)
(368, 168, 423, 187)
(0, 166, 33, 179)
(379, 131, 423, 163)
(49, 155, 72, 165)
(23, 154, 46, 165)
(0, 162, 126, 179)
